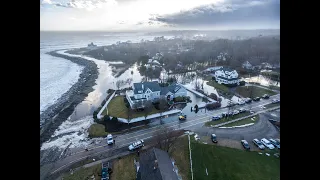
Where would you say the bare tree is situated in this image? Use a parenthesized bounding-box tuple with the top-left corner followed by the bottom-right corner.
(143, 100, 153, 120)
(153, 126, 180, 152)
(158, 97, 168, 124)
(116, 80, 122, 90)
(127, 107, 134, 123)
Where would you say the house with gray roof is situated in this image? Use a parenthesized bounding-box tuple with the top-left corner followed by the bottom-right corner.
(126, 81, 187, 109)
(136, 148, 180, 180)
(214, 67, 240, 85)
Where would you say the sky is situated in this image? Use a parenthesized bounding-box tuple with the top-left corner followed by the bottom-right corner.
(40, 0, 280, 31)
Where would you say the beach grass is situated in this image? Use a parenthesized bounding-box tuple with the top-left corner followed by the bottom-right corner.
(88, 124, 108, 138)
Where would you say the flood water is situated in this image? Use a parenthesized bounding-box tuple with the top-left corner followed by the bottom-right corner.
(62, 50, 229, 122)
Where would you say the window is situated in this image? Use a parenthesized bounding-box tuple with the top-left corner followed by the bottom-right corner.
(145, 95, 146, 98)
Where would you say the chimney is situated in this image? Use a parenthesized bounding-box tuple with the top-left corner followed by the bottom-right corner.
(154, 160, 158, 169)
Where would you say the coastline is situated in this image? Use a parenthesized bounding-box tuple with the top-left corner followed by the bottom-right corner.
(40, 50, 99, 148)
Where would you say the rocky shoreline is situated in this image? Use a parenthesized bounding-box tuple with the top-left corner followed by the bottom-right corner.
(40, 50, 99, 148)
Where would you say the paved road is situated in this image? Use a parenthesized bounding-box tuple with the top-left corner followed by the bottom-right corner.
(194, 109, 280, 141)
(41, 94, 280, 179)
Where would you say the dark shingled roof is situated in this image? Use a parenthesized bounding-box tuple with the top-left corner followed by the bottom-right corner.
(137, 148, 179, 180)
(133, 81, 161, 94)
(160, 83, 182, 95)
(216, 76, 239, 81)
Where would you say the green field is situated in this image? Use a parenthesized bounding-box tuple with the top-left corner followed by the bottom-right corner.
(102, 96, 161, 119)
(264, 103, 280, 109)
(206, 80, 230, 93)
(63, 164, 101, 180)
(191, 139, 280, 180)
(235, 86, 277, 98)
(205, 112, 251, 127)
(111, 154, 138, 180)
(88, 124, 108, 138)
(169, 136, 191, 180)
(224, 115, 259, 127)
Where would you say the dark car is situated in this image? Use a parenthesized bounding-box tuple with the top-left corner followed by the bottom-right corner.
(262, 94, 270, 99)
(241, 140, 250, 150)
(239, 108, 246, 113)
(101, 162, 110, 180)
(253, 97, 261, 101)
(245, 98, 252, 103)
(212, 115, 221, 121)
(211, 134, 218, 143)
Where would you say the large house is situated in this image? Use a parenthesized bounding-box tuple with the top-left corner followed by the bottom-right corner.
(136, 148, 180, 180)
(214, 67, 240, 85)
(242, 61, 254, 70)
(126, 81, 187, 109)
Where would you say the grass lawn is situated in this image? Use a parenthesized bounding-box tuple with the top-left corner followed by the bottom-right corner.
(235, 86, 277, 98)
(265, 103, 280, 109)
(205, 112, 251, 127)
(101, 96, 161, 119)
(224, 115, 259, 127)
(169, 136, 191, 180)
(88, 124, 108, 138)
(206, 80, 230, 93)
(63, 164, 101, 180)
(111, 154, 138, 180)
(191, 139, 280, 180)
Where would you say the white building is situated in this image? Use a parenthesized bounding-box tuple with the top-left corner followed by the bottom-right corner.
(126, 81, 187, 109)
(242, 61, 253, 70)
(214, 67, 240, 85)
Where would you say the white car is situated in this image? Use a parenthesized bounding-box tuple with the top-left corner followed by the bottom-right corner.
(272, 99, 280, 103)
(233, 110, 240, 115)
(128, 140, 144, 151)
(269, 138, 280, 149)
(252, 139, 265, 150)
(261, 138, 275, 150)
(106, 134, 113, 145)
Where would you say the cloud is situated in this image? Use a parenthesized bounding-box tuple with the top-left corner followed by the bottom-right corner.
(49, 0, 118, 11)
(41, 0, 53, 4)
(150, 0, 280, 28)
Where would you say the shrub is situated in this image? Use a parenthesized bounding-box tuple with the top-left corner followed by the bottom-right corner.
(205, 102, 221, 110)
(174, 96, 186, 102)
(100, 99, 107, 106)
(107, 89, 115, 94)
(103, 115, 110, 122)
(239, 81, 246, 86)
(111, 117, 118, 122)
(209, 93, 218, 101)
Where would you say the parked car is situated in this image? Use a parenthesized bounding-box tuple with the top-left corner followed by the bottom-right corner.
(128, 140, 144, 151)
(106, 134, 114, 145)
(245, 98, 252, 103)
(238, 100, 246, 105)
(179, 113, 187, 120)
(222, 112, 228, 117)
(252, 139, 265, 150)
(212, 115, 221, 121)
(211, 134, 218, 143)
(101, 162, 110, 180)
(250, 110, 255, 114)
(269, 138, 280, 149)
(241, 140, 250, 150)
(253, 97, 261, 101)
(261, 138, 275, 150)
(239, 108, 246, 113)
(262, 94, 270, 99)
(233, 110, 240, 115)
(272, 99, 280, 103)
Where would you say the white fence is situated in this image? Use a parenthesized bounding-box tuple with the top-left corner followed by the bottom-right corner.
(97, 91, 116, 119)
